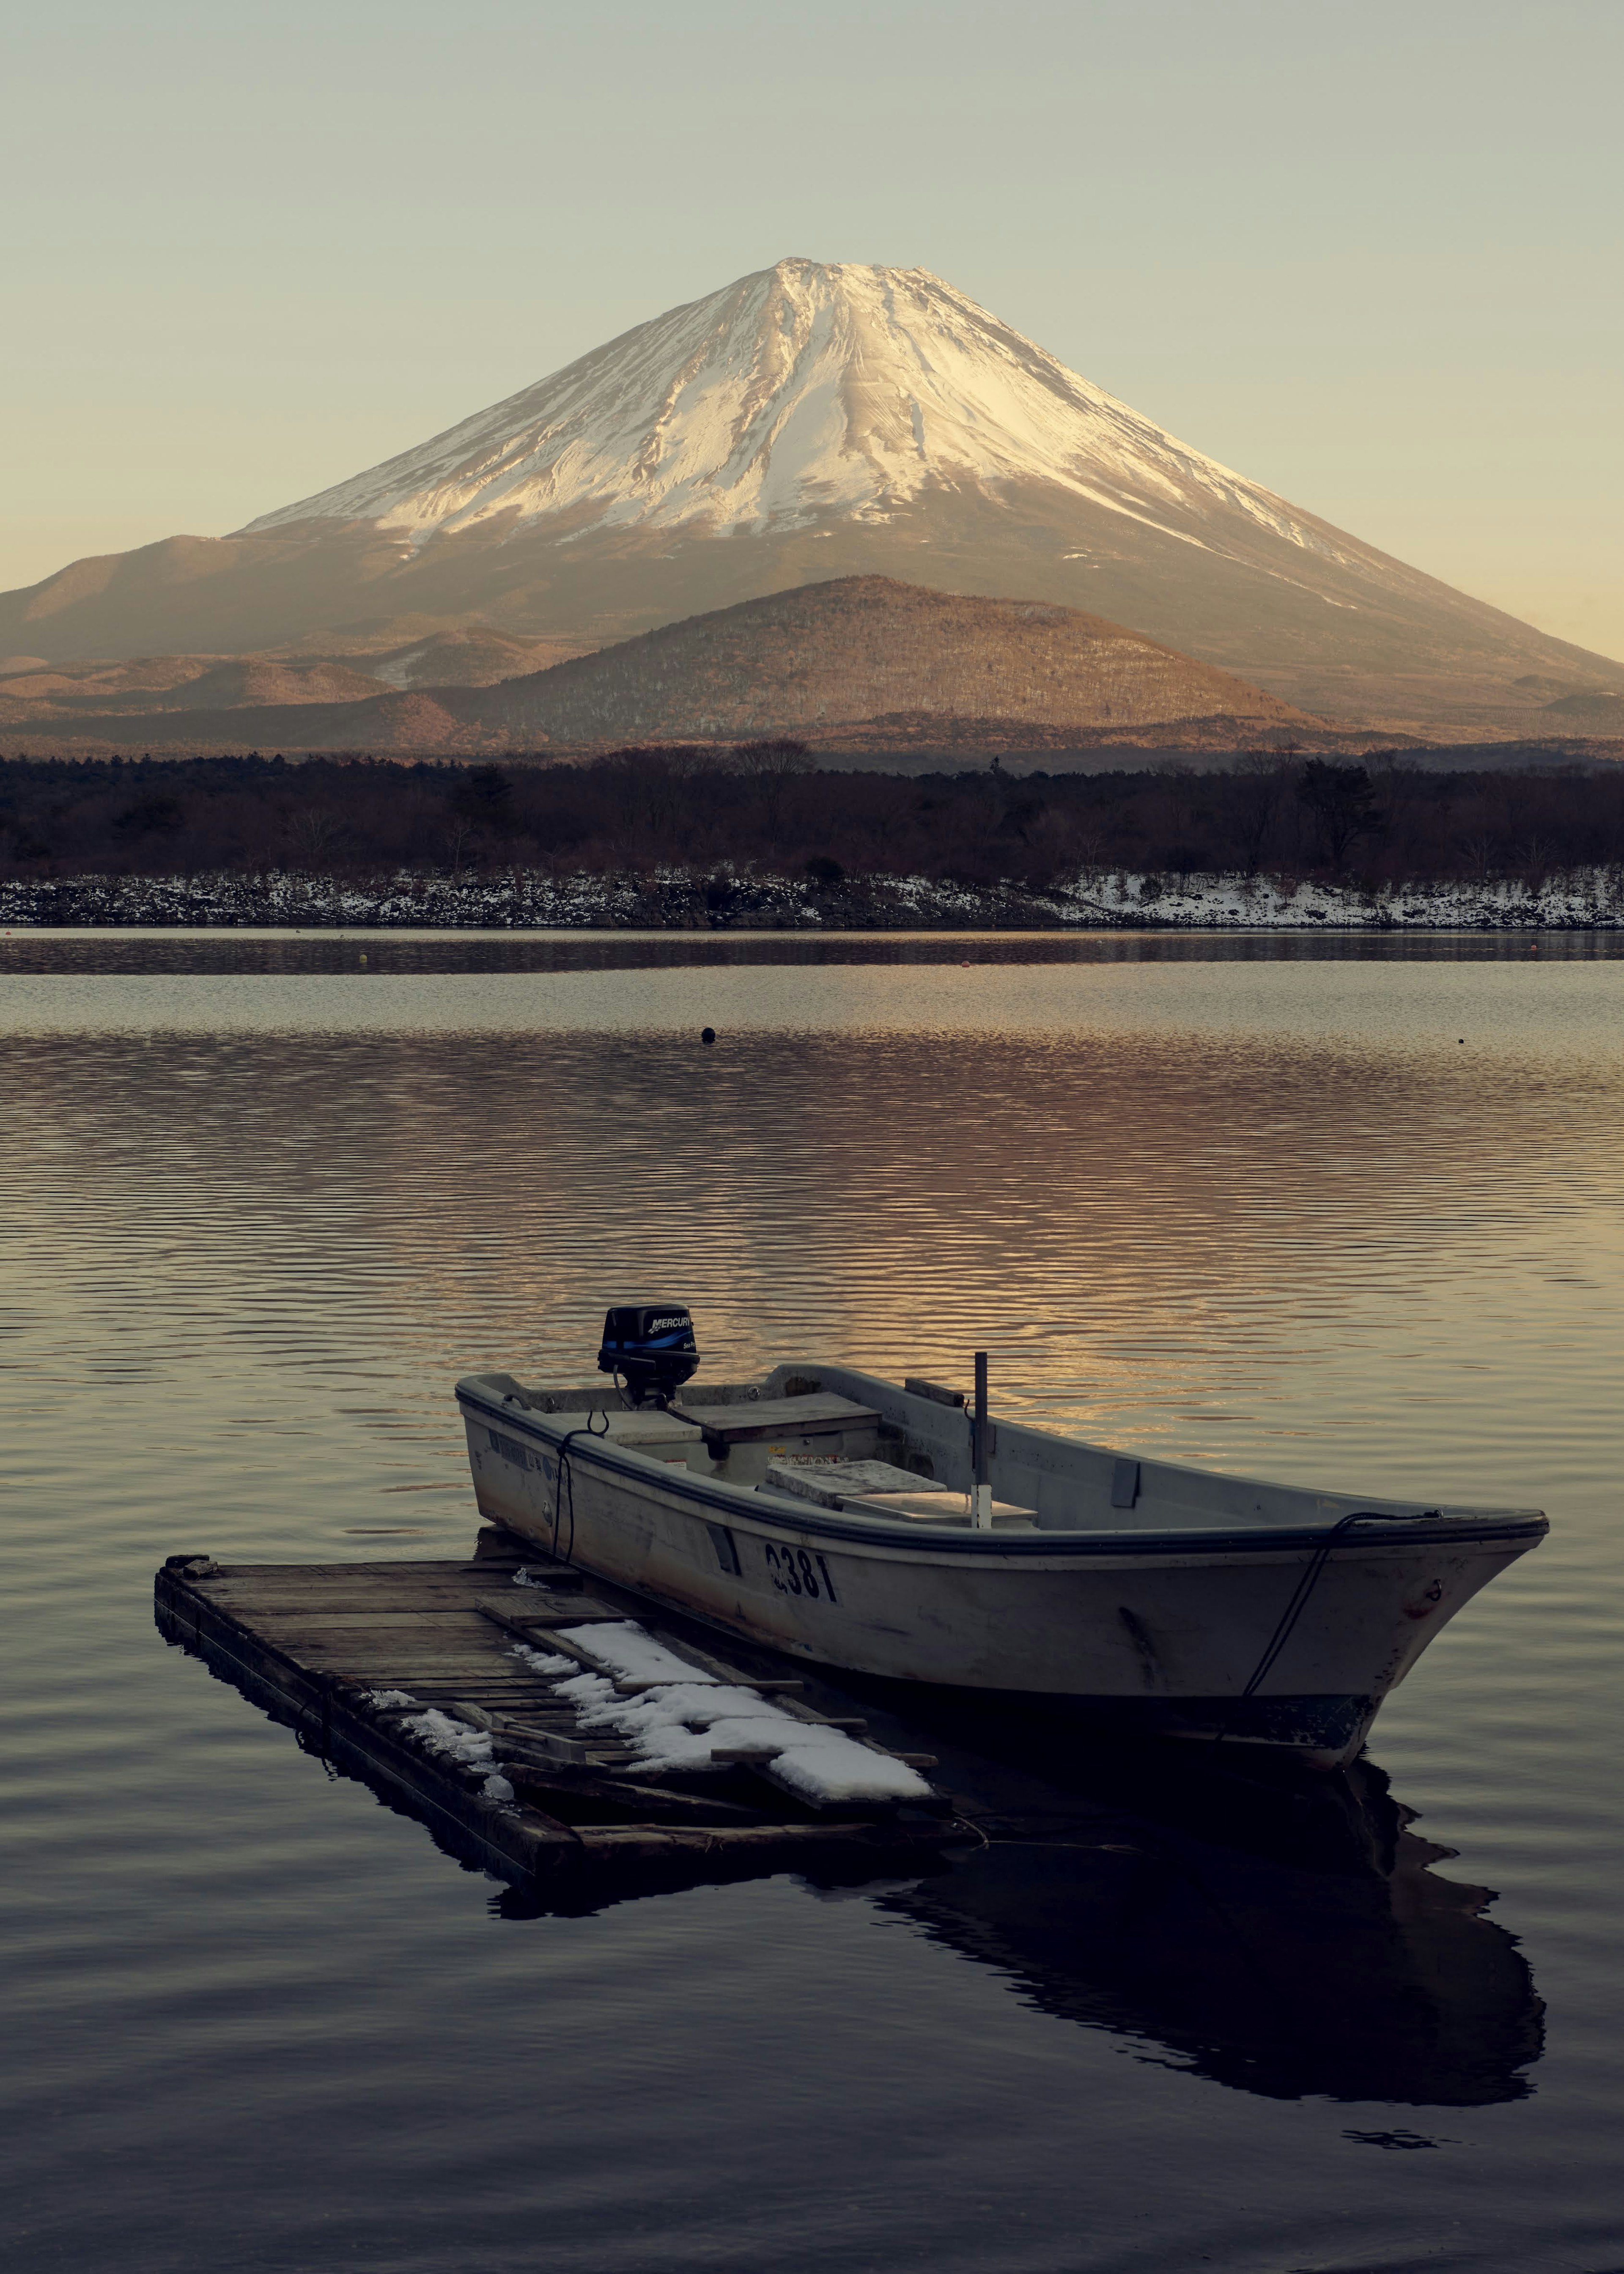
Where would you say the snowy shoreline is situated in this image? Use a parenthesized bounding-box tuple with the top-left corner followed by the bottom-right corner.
(3, 862, 1622, 930)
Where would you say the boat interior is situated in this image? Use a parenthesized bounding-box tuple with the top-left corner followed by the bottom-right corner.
(469, 1363, 1499, 1538)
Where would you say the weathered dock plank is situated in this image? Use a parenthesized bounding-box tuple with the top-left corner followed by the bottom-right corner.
(154, 1530, 959, 1897)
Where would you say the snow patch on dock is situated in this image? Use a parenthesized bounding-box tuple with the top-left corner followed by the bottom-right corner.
(540, 1622, 932, 1803)
(555, 1622, 722, 1686)
(398, 1706, 515, 1799)
(507, 1642, 574, 1676)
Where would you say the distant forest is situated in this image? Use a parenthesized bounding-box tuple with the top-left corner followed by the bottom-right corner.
(2, 746, 1622, 891)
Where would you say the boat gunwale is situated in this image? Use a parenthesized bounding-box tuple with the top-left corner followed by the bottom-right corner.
(455, 1383, 1549, 1562)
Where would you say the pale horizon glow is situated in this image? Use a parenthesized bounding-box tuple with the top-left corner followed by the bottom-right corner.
(4, 0, 1621, 663)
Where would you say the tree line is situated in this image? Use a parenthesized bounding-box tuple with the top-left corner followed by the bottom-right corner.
(2, 745, 1621, 890)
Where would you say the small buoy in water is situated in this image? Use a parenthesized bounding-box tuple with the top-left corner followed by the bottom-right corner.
(701, 1027, 716, 1046)
(359, 952, 368, 966)
(961, 960, 971, 968)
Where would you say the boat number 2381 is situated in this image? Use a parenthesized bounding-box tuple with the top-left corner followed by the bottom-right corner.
(763, 1544, 840, 1604)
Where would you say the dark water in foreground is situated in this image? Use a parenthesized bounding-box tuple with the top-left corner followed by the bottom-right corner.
(3, 931, 1621, 2273)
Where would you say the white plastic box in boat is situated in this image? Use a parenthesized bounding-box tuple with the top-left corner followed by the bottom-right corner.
(455, 1363, 1546, 1768)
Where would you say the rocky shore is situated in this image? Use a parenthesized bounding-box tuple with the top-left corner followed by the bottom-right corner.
(4, 863, 1623, 930)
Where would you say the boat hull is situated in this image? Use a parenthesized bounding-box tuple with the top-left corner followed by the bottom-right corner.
(456, 1376, 1544, 1768)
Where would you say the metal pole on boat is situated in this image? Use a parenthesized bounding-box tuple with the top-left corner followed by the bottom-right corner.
(972, 1351, 993, 1529)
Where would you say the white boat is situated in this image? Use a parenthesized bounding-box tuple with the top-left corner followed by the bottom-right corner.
(455, 1332, 1546, 1769)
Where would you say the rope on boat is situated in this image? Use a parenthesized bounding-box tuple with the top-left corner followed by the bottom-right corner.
(1210, 1511, 1402, 1750)
(550, 1410, 609, 1565)
(1241, 1511, 1387, 1700)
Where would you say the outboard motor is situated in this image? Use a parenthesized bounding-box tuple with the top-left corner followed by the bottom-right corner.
(597, 1304, 699, 1407)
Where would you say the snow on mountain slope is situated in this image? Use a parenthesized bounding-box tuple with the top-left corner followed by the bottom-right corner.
(242, 260, 1332, 564)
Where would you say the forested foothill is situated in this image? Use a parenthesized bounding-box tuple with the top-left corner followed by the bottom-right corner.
(3, 745, 1623, 895)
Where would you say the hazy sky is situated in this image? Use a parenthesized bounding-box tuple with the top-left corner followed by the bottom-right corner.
(6, 0, 1621, 660)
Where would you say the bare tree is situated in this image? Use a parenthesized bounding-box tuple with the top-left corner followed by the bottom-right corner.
(288, 806, 346, 866)
(1229, 751, 1291, 875)
(443, 816, 478, 880)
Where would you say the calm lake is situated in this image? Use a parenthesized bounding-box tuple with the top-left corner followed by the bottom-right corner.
(3, 930, 1621, 2274)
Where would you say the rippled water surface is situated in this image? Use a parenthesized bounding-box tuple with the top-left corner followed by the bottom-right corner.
(3, 931, 1621, 2273)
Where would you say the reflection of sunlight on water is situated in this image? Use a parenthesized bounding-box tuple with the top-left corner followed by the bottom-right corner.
(5, 960, 1623, 1498)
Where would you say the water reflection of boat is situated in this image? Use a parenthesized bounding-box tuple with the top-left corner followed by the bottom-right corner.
(879, 1750, 1544, 2107)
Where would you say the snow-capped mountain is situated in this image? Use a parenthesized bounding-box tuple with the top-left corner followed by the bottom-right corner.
(243, 260, 1327, 564)
(5, 258, 1621, 733)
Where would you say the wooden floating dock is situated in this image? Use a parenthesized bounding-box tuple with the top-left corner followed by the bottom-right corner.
(154, 1525, 961, 1893)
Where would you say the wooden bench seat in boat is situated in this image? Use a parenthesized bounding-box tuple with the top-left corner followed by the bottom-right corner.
(766, 1459, 941, 1509)
(670, 1393, 881, 1448)
(592, 1395, 885, 1484)
(763, 1458, 1039, 1530)
(664, 1396, 884, 1476)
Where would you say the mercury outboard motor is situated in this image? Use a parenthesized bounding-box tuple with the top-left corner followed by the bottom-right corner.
(597, 1304, 699, 1407)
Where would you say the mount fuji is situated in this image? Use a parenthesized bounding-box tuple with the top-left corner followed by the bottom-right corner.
(4, 258, 1620, 734)
(244, 261, 1325, 552)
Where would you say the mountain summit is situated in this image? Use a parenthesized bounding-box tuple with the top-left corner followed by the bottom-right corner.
(5, 258, 1620, 734)
(243, 259, 1322, 560)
